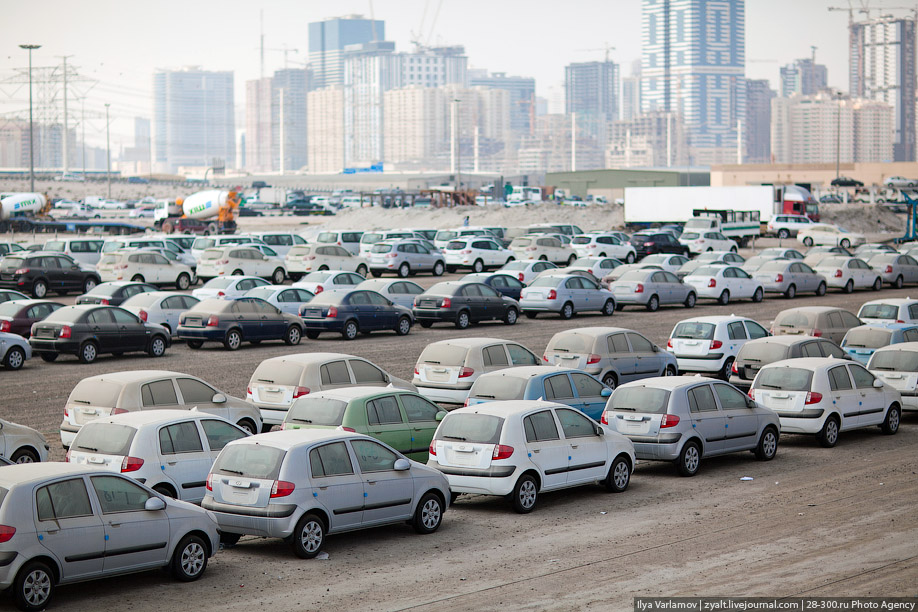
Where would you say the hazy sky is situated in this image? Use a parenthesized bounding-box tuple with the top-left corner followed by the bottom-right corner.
(0, 1, 865, 151)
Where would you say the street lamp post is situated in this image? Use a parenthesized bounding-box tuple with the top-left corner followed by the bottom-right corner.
(105, 103, 111, 199)
(19, 44, 41, 193)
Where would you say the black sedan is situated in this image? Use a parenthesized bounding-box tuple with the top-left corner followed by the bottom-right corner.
(176, 297, 303, 350)
(412, 281, 520, 329)
(29, 305, 170, 363)
(299, 289, 413, 340)
(831, 176, 864, 187)
(75, 281, 158, 306)
(460, 272, 526, 300)
(0, 252, 100, 298)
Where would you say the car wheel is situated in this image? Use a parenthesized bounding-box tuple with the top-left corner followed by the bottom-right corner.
(602, 372, 618, 390)
(445, 265, 457, 274)
(646, 294, 660, 312)
(318, 265, 329, 272)
(232, 269, 244, 276)
(873, 277, 883, 291)
(600, 299, 615, 316)
(305, 330, 320, 339)
(816, 282, 827, 296)
(676, 440, 701, 476)
(171, 534, 208, 582)
(78, 341, 98, 364)
(427, 261, 444, 277)
(398, 262, 411, 278)
(450, 492, 461, 505)
(396, 316, 412, 335)
(39, 351, 57, 362)
(684, 292, 696, 308)
(4, 346, 25, 370)
(412, 492, 444, 534)
(153, 484, 176, 498)
(10, 447, 39, 463)
(176, 273, 191, 290)
(706, 247, 713, 252)
(472, 259, 484, 273)
(504, 308, 518, 325)
(291, 513, 326, 559)
(511, 474, 538, 514)
(730, 245, 738, 253)
(718, 290, 730, 306)
(356, 264, 369, 277)
(131, 274, 145, 283)
(186, 340, 204, 349)
(419, 321, 433, 328)
(224, 329, 242, 351)
(560, 302, 574, 319)
(665, 365, 677, 376)
(895, 275, 904, 289)
(284, 325, 302, 345)
(625, 252, 636, 264)
(719, 358, 734, 381)
(31, 279, 48, 299)
(843, 279, 854, 294)
(83, 277, 98, 293)
(538, 255, 547, 261)
(777, 229, 790, 239)
(881, 404, 901, 435)
(147, 336, 167, 357)
(272, 268, 286, 284)
(817, 415, 840, 447)
(370, 269, 383, 278)
(803, 237, 814, 247)
(567, 254, 577, 265)
(455, 311, 471, 329)
(14, 560, 54, 612)
(840, 238, 851, 248)
(752, 287, 764, 303)
(524, 312, 538, 319)
(605, 455, 631, 492)
(785, 284, 797, 299)
(236, 419, 257, 435)
(219, 533, 241, 548)
(341, 320, 359, 340)
(754, 427, 779, 461)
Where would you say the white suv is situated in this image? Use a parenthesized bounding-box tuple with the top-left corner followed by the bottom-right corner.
(767, 214, 815, 239)
(570, 233, 636, 263)
(443, 237, 514, 273)
(667, 315, 770, 379)
(196, 246, 287, 284)
(96, 250, 195, 290)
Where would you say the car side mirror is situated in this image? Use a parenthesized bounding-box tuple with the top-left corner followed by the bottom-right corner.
(594, 425, 605, 436)
(601, 388, 612, 397)
(393, 458, 411, 471)
(145, 496, 166, 511)
(746, 397, 757, 409)
(212, 393, 227, 404)
(652, 345, 660, 352)
(436, 412, 446, 421)
(873, 379, 884, 389)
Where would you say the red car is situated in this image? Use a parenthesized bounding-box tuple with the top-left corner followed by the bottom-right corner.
(0, 299, 65, 337)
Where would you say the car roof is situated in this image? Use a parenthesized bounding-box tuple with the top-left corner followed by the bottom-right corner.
(777, 306, 848, 314)
(308, 386, 410, 401)
(743, 335, 823, 346)
(78, 370, 190, 384)
(553, 327, 638, 337)
(674, 315, 752, 324)
(260, 353, 360, 365)
(860, 298, 918, 306)
(82, 409, 221, 428)
(229, 428, 370, 450)
(872, 341, 918, 354)
(760, 357, 849, 371)
(0, 463, 106, 488)
(425, 337, 515, 349)
(479, 366, 573, 380)
(448, 399, 569, 418)
(619, 375, 731, 391)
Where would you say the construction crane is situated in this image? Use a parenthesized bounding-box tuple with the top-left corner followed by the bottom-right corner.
(576, 43, 616, 63)
(263, 45, 300, 70)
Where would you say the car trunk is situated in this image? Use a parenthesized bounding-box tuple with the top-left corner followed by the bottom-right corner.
(209, 444, 285, 509)
(68, 423, 136, 469)
(66, 380, 127, 426)
(603, 386, 669, 437)
(544, 333, 594, 369)
(670, 322, 715, 357)
(431, 413, 503, 470)
(248, 362, 307, 406)
(751, 367, 813, 414)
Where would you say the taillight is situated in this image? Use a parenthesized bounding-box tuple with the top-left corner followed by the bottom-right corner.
(710, 340, 723, 349)
(121, 456, 144, 472)
(114, 264, 128, 270)
(386, 252, 398, 259)
(660, 414, 680, 428)
(547, 289, 557, 300)
(708, 278, 716, 288)
(600, 412, 609, 425)
(775, 274, 784, 283)
(542, 354, 548, 362)
(217, 291, 226, 298)
(340, 426, 356, 432)
(461, 249, 472, 254)
(65, 449, 71, 462)
(315, 285, 324, 294)
(518, 273, 525, 282)
(326, 306, 338, 318)
(217, 259, 229, 265)
(0, 320, 9, 332)
(635, 283, 644, 293)
(667, 338, 672, 348)
(138, 309, 148, 322)
(206, 315, 219, 327)
(805, 391, 823, 404)
(587, 354, 601, 365)
(0, 526, 15, 543)
(643, 242, 653, 246)
(458, 367, 474, 378)
(428, 441, 437, 456)
(270, 480, 296, 498)
(111, 408, 128, 415)
(63, 406, 69, 418)
(492, 444, 514, 460)
(834, 269, 843, 278)
(293, 386, 310, 398)
(100, 299, 109, 305)
(748, 389, 755, 400)
(731, 360, 738, 373)
(414, 366, 420, 375)
(885, 265, 894, 274)
(59, 325, 71, 339)
(246, 386, 252, 396)
(440, 297, 451, 308)
(813, 329, 822, 337)
(306, 255, 317, 260)
(206, 474, 214, 491)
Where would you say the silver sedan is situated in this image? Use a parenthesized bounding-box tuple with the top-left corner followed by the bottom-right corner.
(355, 278, 426, 310)
(867, 253, 918, 288)
(520, 274, 617, 319)
(609, 268, 697, 312)
(751, 259, 827, 298)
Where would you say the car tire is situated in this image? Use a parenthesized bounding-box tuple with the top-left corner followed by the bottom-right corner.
(219, 533, 241, 548)
(170, 534, 208, 582)
(289, 273, 303, 282)
(599, 299, 615, 316)
(356, 264, 369, 277)
(647, 295, 660, 312)
(754, 426, 779, 461)
(176, 273, 191, 290)
(560, 302, 574, 319)
(446, 266, 457, 274)
(778, 229, 790, 239)
(3, 346, 25, 370)
(318, 265, 329, 272)
(398, 262, 411, 278)
(455, 311, 470, 329)
(873, 277, 883, 291)
(719, 358, 734, 381)
(472, 259, 484, 273)
(231, 269, 244, 276)
(291, 513, 326, 559)
(817, 415, 840, 447)
(718, 290, 730, 306)
(272, 268, 286, 284)
(881, 404, 901, 435)
(504, 308, 518, 325)
(538, 255, 547, 261)
(419, 321, 433, 328)
(186, 340, 204, 349)
(223, 329, 242, 351)
(843, 279, 854, 294)
(567, 254, 577, 266)
(665, 365, 677, 376)
(602, 372, 618, 390)
(626, 252, 636, 264)
(236, 419, 257, 435)
(605, 455, 631, 493)
(412, 492, 444, 534)
(432, 261, 445, 276)
(31, 280, 48, 299)
(684, 292, 696, 308)
(13, 560, 54, 612)
(511, 474, 538, 514)
(752, 287, 764, 303)
(284, 325, 302, 345)
(153, 484, 176, 498)
(78, 341, 98, 364)
(730, 246, 738, 253)
(524, 312, 538, 319)
(396, 316, 412, 335)
(83, 277, 98, 293)
(840, 238, 851, 249)
(816, 282, 827, 296)
(371, 269, 383, 278)
(10, 447, 39, 463)
(895, 275, 904, 289)
(803, 237, 814, 247)
(341, 320, 359, 340)
(147, 335, 167, 357)
(676, 440, 701, 476)
(785, 284, 797, 299)
(131, 274, 145, 283)
(305, 330, 321, 340)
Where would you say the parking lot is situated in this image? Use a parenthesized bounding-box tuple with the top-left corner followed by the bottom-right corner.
(5, 250, 918, 610)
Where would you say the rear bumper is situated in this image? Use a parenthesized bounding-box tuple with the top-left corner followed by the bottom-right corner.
(673, 354, 726, 373)
(176, 327, 225, 341)
(776, 411, 827, 434)
(301, 319, 345, 332)
(415, 386, 471, 404)
(758, 281, 789, 293)
(519, 299, 559, 312)
(413, 308, 457, 323)
(427, 460, 519, 496)
(29, 338, 80, 354)
(728, 375, 754, 389)
(0, 279, 28, 290)
(629, 434, 683, 461)
(612, 293, 648, 305)
(201, 499, 299, 538)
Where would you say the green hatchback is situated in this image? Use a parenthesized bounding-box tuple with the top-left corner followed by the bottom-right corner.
(281, 387, 447, 461)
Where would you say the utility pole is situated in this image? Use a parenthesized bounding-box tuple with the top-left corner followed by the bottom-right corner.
(571, 112, 577, 172)
(60, 55, 72, 174)
(81, 100, 86, 179)
(279, 88, 285, 174)
(835, 93, 842, 183)
(19, 44, 41, 193)
(105, 103, 111, 199)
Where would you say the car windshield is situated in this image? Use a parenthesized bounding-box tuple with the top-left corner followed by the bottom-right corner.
(775, 311, 817, 328)
(361, 233, 384, 244)
(754, 367, 813, 391)
(370, 244, 393, 254)
(202, 278, 236, 289)
(435, 414, 504, 444)
(251, 360, 306, 386)
(417, 343, 470, 366)
(192, 238, 216, 250)
(469, 375, 528, 400)
(547, 333, 593, 353)
(528, 277, 561, 288)
(844, 328, 893, 349)
(212, 444, 285, 480)
(738, 342, 791, 363)
(608, 387, 670, 414)
(73, 423, 136, 456)
(616, 270, 649, 282)
(858, 304, 899, 320)
(870, 350, 918, 372)
(672, 322, 715, 340)
(435, 231, 459, 242)
(286, 397, 348, 426)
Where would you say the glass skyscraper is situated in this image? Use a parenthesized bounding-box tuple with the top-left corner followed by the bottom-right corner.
(308, 16, 385, 90)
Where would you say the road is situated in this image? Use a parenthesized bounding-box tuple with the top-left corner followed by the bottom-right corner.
(4, 260, 918, 610)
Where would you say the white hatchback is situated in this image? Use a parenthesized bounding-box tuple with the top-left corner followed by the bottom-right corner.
(868, 342, 918, 411)
(667, 315, 770, 378)
(678, 231, 738, 255)
(858, 298, 918, 324)
(97, 251, 195, 290)
(285, 244, 369, 280)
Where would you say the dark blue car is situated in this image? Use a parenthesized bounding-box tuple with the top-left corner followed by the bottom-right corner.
(299, 289, 413, 340)
(176, 297, 304, 350)
(460, 272, 526, 300)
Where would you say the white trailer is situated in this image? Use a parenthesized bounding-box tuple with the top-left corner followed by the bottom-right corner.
(624, 186, 777, 224)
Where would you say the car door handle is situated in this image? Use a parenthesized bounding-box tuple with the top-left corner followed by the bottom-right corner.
(167, 461, 178, 465)
(366, 480, 377, 485)
(532, 449, 540, 453)
(570, 445, 579, 449)
(44, 528, 59, 534)
(319, 486, 329, 491)
(108, 521, 122, 527)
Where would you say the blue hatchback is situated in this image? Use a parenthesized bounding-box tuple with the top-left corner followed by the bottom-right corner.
(465, 365, 612, 420)
(841, 323, 918, 365)
(299, 288, 414, 340)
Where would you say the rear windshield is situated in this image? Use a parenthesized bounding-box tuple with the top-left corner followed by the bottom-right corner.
(435, 231, 459, 242)
(446, 241, 467, 250)
(511, 238, 532, 247)
(572, 236, 592, 244)
(83, 284, 114, 296)
(425, 282, 454, 295)
(68, 379, 125, 406)
(201, 250, 223, 260)
(370, 244, 393, 254)
(758, 261, 788, 272)
(251, 360, 307, 386)
(608, 387, 670, 414)
(417, 343, 470, 367)
(362, 233, 384, 244)
(72, 423, 136, 456)
(286, 397, 348, 427)
(616, 270, 648, 282)
(870, 350, 918, 372)
(858, 304, 899, 320)
(288, 246, 311, 257)
(680, 232, 700, 240)
(246, 287, 277, 300)
(672, 322, 715, 340)
(819, 256, 849, 268)
(99, 254, 122, 265)
(500, 261, 527, 271)
(435, 414, 504, 444)
(44, 241, 65, 251)
(212, 444, 285, 480)
(192, 239, 216, 250)
(868, 254, 897, 264)
(0, 487, 7, 507)
(642, 255, 667, 264)
(202, 278, 235, 289)
(775, 311, 817, 328)
(1, 257, 25, 271)
(316, 232, 337, 243)
(42, 308, 80, 324)
(528, 277, 561, 288)
(754, 367, 813, 392)
(844, 327, 892, 349)
(547, 333, 593, 353)
(121, 293, 162, 308)
(689, 266, 724, 277)
(738, 342, 791, 363)
(469, 375, 528, 400)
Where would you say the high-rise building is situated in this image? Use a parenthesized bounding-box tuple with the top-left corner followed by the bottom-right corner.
(384, 85, 447, 166)
(153, 67, 235, 173)
(745, 79, 775, 164)
(245, 77, 273, 172)
(849, 15, 916, 161)
(621, 77, 642, 121)
(307, 86, 345, 173)
(780, 58, 828, 97)
(565, 60, 620, 138)
(468, 70, 536, 135)
(245, 69, 309, 173)
(606, 111, 688, 168)
(641, 0, 746, 163)
(308, 15, 384, 89)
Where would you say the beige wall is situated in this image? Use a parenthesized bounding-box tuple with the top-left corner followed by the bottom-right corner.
(711, 162, 918, 189)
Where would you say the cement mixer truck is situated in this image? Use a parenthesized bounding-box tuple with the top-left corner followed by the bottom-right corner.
(154, 189, 239, 235)
(0, 193, 50, 232)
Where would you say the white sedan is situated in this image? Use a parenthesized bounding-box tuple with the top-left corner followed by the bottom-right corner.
(292, 270, 366, 296)
(814, 256, 883, 292)
(678, 231, 738, 254)
(639, 254, 690, 273)
(192, 275, 269, 300)
(497, 260, 558, 284)
(683, 265, 765, 305)
(798, 224, 866, 248)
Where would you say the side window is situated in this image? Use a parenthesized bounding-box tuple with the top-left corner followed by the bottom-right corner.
(159, 422, 204, 454)
(161, 296, 184, 310)
(88, 309, 114, 325)
(627, 333, 654, 352)
(523, 410, 560, 442)
(90, 475, 151, 513)
(713, 384, 749, 410)
(609, 333, 631, 353)
(350, 439, 399, 472)
(36, 479, 93, 521)
(910, 304, 918, 320)
(663, 271, 680, 283)
(828, 366, 853, 391)
(727, 322, 748, 340)
(460, 284, 481, 297)
(401, 394, 440, 422)
(309, 442, 355, 478)
(556, 408, 597, 438)
(366, 396, 403, 425)
(200, 420, 246, 451)
(819, 341, 846, 359)
(479, 285, 501, 298)
(687, 385, 718, 412)
(482, 345, 510, 367)
(349, 360, 387, 384)
(111, 309, 139, 325)
(507, 344, 539, 365)
(320, 361, 352, 385)
(848, 365, 876, 389)
(800, 342, 823, 358)
(141, 380, 178, 407)
(570, 373, 604, 398)
(177, 378, 217, 403)
(651, 272, 667, 283)
(746, 321, 769, 339)
(841, 312, 862, 328)
(827, 312, 844, 328)
(905, 329, 918, 342)
(543, 374, 575, 400)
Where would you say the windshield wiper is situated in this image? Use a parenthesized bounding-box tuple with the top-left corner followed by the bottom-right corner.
(872, 366, 895, 371)
(442, 435, 467, 441)
(760, 384, 782, 389)
(476, 394, 496, 399)
(76, 445, 98, 452)
(423, 360, 441, 365)
(220, 468, 244, 476)
(615, 407, 636, 411)
(256, 379, 274, 384)
(291, 418, 312, 423)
